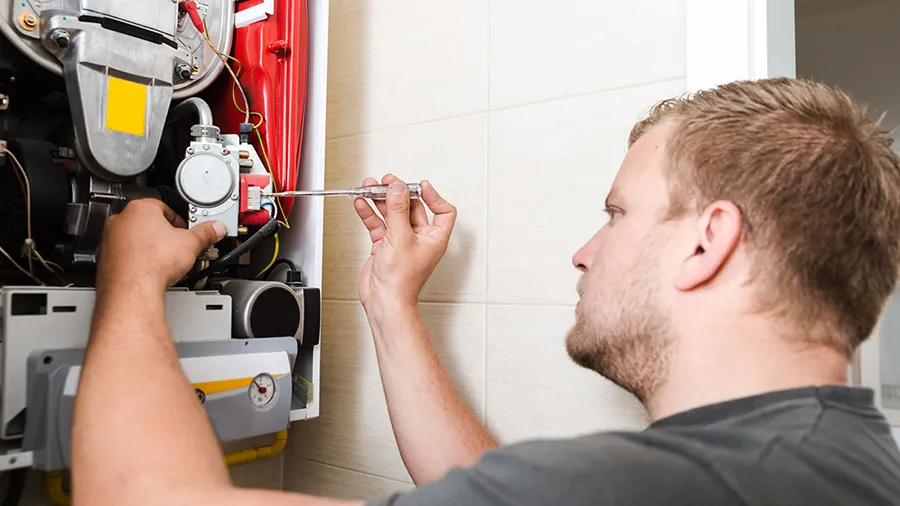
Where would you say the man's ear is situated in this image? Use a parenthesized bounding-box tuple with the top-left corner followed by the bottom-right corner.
(673, 200, 742, 291)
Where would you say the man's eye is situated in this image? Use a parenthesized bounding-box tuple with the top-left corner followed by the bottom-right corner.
(604, 208, 622, 221)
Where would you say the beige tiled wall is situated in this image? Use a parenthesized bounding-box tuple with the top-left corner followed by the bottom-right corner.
(286, 0, 687, 499)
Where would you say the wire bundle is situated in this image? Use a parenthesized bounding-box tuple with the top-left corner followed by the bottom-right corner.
(0, 148, 66, 285)
(193, 7, 291, 280)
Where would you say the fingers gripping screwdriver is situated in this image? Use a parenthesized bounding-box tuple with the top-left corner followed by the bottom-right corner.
(264, 183, 422, 200)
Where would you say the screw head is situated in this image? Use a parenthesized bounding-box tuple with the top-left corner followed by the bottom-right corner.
(222, 149, 230, 155)
(187, 147, 195, 155)
(203, 144, 210, 150)
(49, 29, 70, 48)
(202, 210, 209, 216)
(189, 215, 197, 222)
(225, 158, 231, 165)
(231, 194, 238, 201)
(18, 12, 37, 31)
(189, 205, 197, 213)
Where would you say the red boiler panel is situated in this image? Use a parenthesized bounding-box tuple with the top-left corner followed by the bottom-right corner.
(212, 0, 309, 219)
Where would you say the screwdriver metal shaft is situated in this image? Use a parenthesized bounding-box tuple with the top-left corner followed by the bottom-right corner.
(264, 183, 422, 200)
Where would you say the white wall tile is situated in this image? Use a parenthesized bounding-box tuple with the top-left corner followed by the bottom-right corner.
(288, 301, 485, 483)
(323, 114, 488, 303)
(487, 79, 686, 305)
(486, 305, 648, 444)
(327, 0, 488, 138)
(489, 0, 686, 108)
(284, 458, 414, 500)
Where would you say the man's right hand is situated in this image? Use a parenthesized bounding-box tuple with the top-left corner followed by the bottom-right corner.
(354, 174, 457, 323)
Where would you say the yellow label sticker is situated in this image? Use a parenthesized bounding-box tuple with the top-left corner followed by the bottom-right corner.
(105, 76, 147, 136)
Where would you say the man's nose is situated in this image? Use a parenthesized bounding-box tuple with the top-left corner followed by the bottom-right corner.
(572, 245, 589, 273)
(573, 230, 603, 272)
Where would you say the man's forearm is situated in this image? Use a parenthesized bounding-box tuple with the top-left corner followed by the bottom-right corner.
(368, 304, 498, 485)
(73, 282, 230, 504)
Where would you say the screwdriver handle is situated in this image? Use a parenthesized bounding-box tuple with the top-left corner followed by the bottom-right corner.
(353, 183, 422, 200)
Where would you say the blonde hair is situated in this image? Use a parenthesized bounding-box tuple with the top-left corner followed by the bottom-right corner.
(630, 78, 900, 356)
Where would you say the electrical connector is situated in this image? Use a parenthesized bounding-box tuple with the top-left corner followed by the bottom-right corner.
(246, 186, 262, 211)
(239, 123, 253, 144)
(179, 1, 205, 33)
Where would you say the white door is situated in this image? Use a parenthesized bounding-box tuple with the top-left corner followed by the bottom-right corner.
(685, 0, 796, 90)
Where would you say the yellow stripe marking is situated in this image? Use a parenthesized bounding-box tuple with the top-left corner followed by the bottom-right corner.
(192, 374, 285, 396)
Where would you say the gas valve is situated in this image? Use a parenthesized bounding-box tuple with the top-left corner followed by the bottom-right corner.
(175, 133, 274, 236)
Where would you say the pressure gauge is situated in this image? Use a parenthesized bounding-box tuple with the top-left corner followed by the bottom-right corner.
(249, 373, 276, 408)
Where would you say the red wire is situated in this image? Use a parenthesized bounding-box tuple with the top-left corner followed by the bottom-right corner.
(6, 157, 25, 197)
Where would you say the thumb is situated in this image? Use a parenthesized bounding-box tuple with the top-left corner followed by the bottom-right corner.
(385, 181, 413, 243)
(189, 221, 227, 253)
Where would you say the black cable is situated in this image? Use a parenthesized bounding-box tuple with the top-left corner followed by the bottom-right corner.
(265, 258, 301, 283)
(179, 218, 279, 287)
(267, 258, 297, 274)
(2, 469, 26, 506)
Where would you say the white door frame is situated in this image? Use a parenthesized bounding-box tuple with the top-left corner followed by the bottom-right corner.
(685, 0, 796, 91)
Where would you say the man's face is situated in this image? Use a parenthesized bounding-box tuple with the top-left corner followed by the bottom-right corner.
(566, 123, 681, 403)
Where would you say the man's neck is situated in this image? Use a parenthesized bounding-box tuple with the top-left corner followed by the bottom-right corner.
(645, 332, 849, 422)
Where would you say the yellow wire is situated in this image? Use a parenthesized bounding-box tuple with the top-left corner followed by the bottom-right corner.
(42, 259, 65, 276)
(46, 260, 64, 273)
(0, 244, 38, 283)
(202, 11, 290, 228)
(202, 13, 250, 124)
(32, 249, 66, 283)
(255, 233, 279, 279)
(253, 127, 290, 229)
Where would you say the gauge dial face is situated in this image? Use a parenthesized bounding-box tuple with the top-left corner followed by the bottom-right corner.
(249, 373, 276, 408)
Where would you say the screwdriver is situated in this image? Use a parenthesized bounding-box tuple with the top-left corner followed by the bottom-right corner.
(264, 183, 423, 200)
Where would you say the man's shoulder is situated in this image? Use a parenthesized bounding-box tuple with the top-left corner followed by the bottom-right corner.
(368, 431, 737, 506)
(486, 429, 699, 470)
(482, 428, 753, 485)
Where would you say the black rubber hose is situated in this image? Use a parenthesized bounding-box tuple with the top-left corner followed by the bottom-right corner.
(179, 218, 279, 287)
(2, 469, 26, 506)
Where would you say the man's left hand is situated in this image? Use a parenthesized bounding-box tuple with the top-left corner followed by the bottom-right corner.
(97, 199, 226, 292)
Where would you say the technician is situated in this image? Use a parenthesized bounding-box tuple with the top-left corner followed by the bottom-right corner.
(75, 77, 900, 505)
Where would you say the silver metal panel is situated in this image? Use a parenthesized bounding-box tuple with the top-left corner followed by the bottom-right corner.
(81, 0, 177, 37)
(1, 0, 233, 99)
(41, 13, 173, 179)
(0, 286, 232, 440)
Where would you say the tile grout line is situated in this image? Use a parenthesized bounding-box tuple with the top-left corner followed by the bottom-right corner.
(483, 0, 491, 426)
(326, 109, 489, 143)
(279, 452, 285, 491)
(324, 75, 686, 144)
(287, 456, 415, 487)
(323, 298, 576, 309)
(488, 75, 687, 113)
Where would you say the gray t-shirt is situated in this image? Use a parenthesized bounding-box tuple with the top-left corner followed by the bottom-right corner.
(368, 386, 900, 505)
